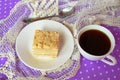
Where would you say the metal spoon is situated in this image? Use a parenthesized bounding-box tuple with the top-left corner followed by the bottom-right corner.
(23, 6, 75, 23)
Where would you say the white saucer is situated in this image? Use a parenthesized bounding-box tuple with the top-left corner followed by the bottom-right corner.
(15, 20, 74, 71)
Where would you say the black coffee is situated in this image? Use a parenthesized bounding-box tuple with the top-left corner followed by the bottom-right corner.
(79, 30, 111, 56)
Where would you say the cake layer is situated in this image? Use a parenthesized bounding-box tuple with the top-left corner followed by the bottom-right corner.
(33, 49, 58, 55)
(32, 30, 59, 58)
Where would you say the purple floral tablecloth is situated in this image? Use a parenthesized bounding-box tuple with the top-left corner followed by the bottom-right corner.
(0, 0, 120, 80)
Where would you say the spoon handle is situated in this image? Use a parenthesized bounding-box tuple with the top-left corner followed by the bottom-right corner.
(23, 15, 59, 23)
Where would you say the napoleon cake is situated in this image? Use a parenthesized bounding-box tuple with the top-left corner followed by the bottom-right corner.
(32, 30, 59, 58)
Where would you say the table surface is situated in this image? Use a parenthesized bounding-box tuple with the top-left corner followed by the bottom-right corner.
(0, 0, 120, 80)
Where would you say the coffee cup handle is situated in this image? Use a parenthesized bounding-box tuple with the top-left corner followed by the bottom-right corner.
(101, 55, 117, 66)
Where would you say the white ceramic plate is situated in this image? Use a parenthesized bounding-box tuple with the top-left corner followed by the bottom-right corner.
(16, 20, 74, 71)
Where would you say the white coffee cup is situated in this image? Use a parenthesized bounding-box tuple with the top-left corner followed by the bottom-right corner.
(77, 25, 117, 66)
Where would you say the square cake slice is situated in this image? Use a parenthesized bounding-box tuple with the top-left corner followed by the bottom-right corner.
(32, 30, 59, 58)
